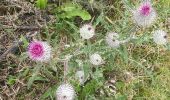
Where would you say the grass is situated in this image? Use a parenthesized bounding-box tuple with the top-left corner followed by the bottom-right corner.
(0, 0, 170, 100)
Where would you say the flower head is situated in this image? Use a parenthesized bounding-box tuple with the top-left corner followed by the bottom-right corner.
(132, 1, 156, 27)
(28, 41, 51, 62)
(90, 53, 104, 66)
(56, 83, 75, 100)
(153, 30, 168, 45)
(105, 32, 120, 48)
(139, 2, 151, 16)
(80, 24, 95, 39)
(75, 70, 85, 85)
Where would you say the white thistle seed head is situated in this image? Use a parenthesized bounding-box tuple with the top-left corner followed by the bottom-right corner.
(105, 32, 120, 48)
(90, 53, 104, 66)
(153, 30, 168, 45)
(80, 24, 95, 39)
(132, 1, 157, 27)
(75, 70, 85, 85)
(56, 83, 75, 100)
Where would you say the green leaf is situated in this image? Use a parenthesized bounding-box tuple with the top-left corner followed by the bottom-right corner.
(56, 3, 91, 20)
(36, 0, 47, 9)
(18, 67, 30, 78)
(79, 79, 101, 99)
(116, 81, 125, 90)
(7, 76, 16, 85)
(165, 43, 170, 50)
(115, 93, 127, 100)
(27, 75, 48, 89)
(159, 0, 170, 7)
(27, 65, 42, 89)
(40, 84, 58, 100)
(60, 3, 78, 12)
(19, 52, 28, 62)
(20, 35, 29, 48)
(119, 45, 128, 64)
(93, 69, 104, 82)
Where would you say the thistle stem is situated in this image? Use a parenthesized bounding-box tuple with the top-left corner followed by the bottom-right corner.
(63, 60, 68, 83)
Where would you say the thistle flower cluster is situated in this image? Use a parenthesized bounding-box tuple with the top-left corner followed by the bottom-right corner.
(24, 0, 169, 99)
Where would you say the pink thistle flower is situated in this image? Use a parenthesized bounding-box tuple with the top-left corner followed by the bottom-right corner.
(28, 41, 51, 62)
(132, 1, 157, 27)
(139, 2, 151, 16)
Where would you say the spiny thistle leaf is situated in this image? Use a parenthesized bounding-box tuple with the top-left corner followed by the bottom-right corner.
(79, 79, 101, 99)
(40, 84, 58, 100)
(27, 65, 47, 89)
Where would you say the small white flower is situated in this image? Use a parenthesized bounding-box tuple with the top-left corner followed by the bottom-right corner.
(80, 24, 95, 39)
(105, 32, 120, 48)
(132, 1, 157, 27)
(75, 70, 85, 85)
(56, 83, 75, 100)
(153, 30, 168, 45)
(90, 53, 104, 66)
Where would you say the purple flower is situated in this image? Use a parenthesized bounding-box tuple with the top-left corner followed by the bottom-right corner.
(28, 41, 51, 62)
(132, 1, 157, 27)
(139, 2, 151, 16)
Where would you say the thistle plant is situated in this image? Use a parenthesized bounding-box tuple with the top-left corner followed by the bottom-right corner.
(27, 41, 51, 62)
(10, 0, 169, 100)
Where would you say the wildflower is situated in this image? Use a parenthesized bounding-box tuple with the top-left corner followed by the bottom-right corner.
(28, 41, 51, 62)
(105, 32, 120, 48)
(132, 1, 157, 27)
(56, 83, 75, 100)
(153, 30, 168, 45)
(90, 53, 104, 66)
(80, 24, 95, 39)
(75, 70, 85, 85)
